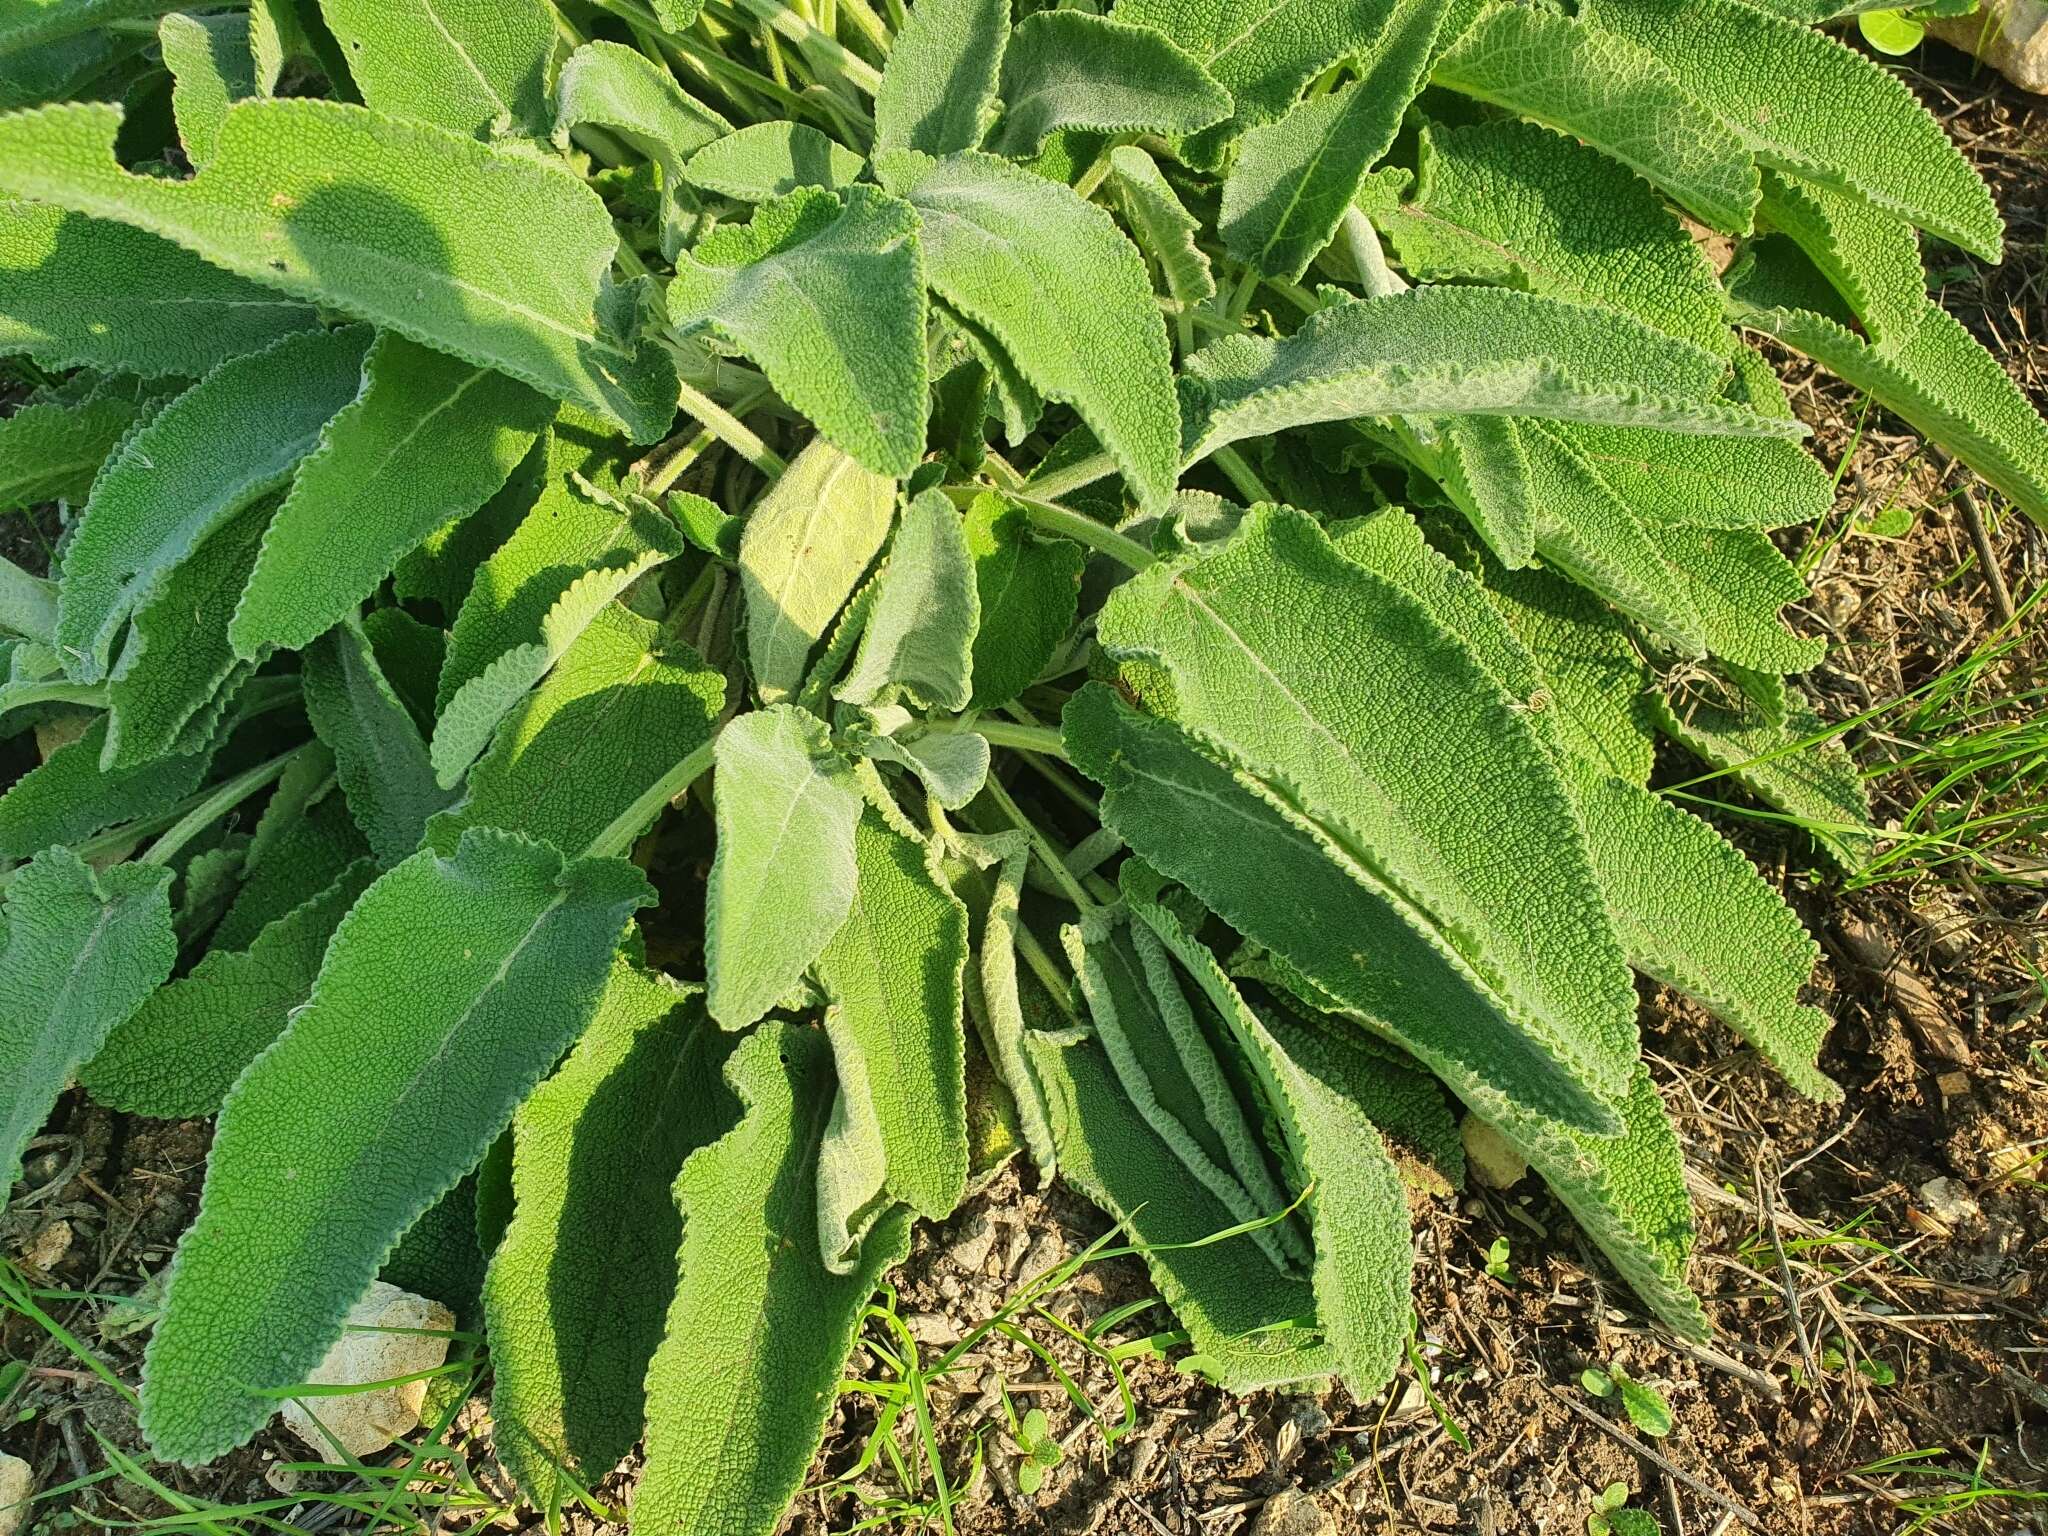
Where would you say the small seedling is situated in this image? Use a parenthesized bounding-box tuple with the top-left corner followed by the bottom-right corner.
(1483, 1236, 1513, 1284)
(1582, 1366, 1674, 1438)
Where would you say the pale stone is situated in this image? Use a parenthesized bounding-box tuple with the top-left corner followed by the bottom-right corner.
(0, 1452, 32, 1536)
(1460, 1114, 1528, 1190)
(279, 1281, 453, 1460)
(1927, 0, 2048, 93)
(1250, 1488, 1337, 1536)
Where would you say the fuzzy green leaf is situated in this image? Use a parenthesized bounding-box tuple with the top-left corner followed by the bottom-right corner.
(556, 39, 732, 256)
(0, 378, 150, 513)
(0, 847, 174, 1188)
(872, 0, 1006, 157)
(430, 606, 726, 856)
(1550, 422, 1834, 532)
(989, 11, 1230, 159)
(670, 186, 928, 479)
(1218, 0, 1444, 282)
(814, 809, 970, 1245)
(1131, 887, 1413, 1401)
(316, 0, 557, 139)
(102, 496, 271, 768)
(633, 1023, 911, 1536)
(232, 333, 552, 657)
(0, 100, 678, 440)
(1179, 287, 1799, 467)
(739, 436, 897, 703)
(963, 491, 1084, 710)
(137, 829, 652, 1466)
(0, 201, 318, 378)
(81, 860, 378, 1119)
(55, 324, 371, 682)
(836, 489, 978, 711)
(683, 121, 862, 203)
(1375, 116, 1729, 355)
(1108, 146, 1214, 305)
(160, 11, 254, 167)
(0, 714, 211, 861)
(705, 705, 863, 1029)
(0, 0, 177, 57)
(1028, 1030, 1329, 1391)
(302, 619, 457, 866)
(1758, 169, 1925, 347)
(1097, 506, 1639, 1113)
(1659, 524, 1825, 676)
(1063, 683, 1624, 1134)
(487, 961, 739, 1513)
(1586, 0, 2002, 260)
(1431, 2, 1758, 233)
(877, 149, 1182, 510)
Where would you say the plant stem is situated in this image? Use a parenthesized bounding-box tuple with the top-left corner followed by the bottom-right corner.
(944, 483, 1155, 569)
(585, 732, 721, 859)
(931, 717, 1066, 758)
(1024, 449, 1116, 501)
(673, 375, 787, 478)
(981, 770, 1096, 910)
(1212, 445, 1274, 505)
(723, 0, 884, 93)
(139, 744, 312, 869)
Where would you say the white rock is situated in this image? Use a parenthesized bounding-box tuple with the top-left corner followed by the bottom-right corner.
(0, 1452, 32, 1536)
(1928, 0, 2048, 93)
(1915, 1176, 1982, 1230)
(1250, 1488, 1336, 1536)
(1460, 1115, 1528, 1190)
(279, 1281, 454, 1461)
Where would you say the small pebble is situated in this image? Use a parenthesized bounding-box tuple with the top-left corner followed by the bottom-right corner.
(1249, 1487, 1336, 1536)
(0, 1452, 31, 1536)
(279, 1281, 453, 1459)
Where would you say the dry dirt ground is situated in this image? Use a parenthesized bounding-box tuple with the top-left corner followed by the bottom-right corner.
(3, 37, 2046, 1536)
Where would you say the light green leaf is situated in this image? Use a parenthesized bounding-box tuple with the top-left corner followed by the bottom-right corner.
(963, 491, 1084, 710)
(1431, 2, 1758, 234)
(683, 121, 862, 203)
(432, 543, 679, 789)
(872, 0, 1006, 157)
(849, 724, 989, 811)
(302, 618, 457, 866)
(1574, 773, 1837, 1101)
(437, 439, 666, 709)
(160, 11, 254, 166)
(1375, 116, 1729, 356)
(836, 489, 978, 711)
(1116, 0, 1401, 162)
(212, 770, 368, 951)
(0, 99, 679, 440)
(670, 186, 928, 479)
(0, 0, 172, 57)
(429, 605, 726, 856)
(634, 1023, 911, 1536)
(0, 846, 174, 1188)
(1130, 886, 1413, 1401)
(814, 809, 970, 1251)
(232, 332, 552, 657)
(0, 714, 211, 862)
(0, 200, 318, 378)
(989, 11, 1230, 158)
(1063, 683, 1624, 1134)
(556, 40, 730, 256)
(1066, 906, 1304, 1272)
(1179, 287, 1800, 467)
(55, 324, 371, 682)
(102, 496, 270, 769)
(1653, 685, 1875, 869)
(705, 705, 863, 1029)
(138, 829, 652, 1466)
(1097, 506, 1639, 1112)
(1218, 0, 1445, 282)
(1659, 524, 1825, 676)
(1586, 0, 2002, 260)
(739, 436, 897, 703)
(486, 961, 739, 1513)
(1028, 1030, 1330, 1391)
(1550, 422, 1834, 532)
(1108, 145, 1214, 306)
(877, 149, 1182, 510)
(317, 0, 557, 139)
(1435, 415, 1534, 568)
(1727, 255, 2048, 527)
(0, 378, 151, 513)
(1758, 169, 1925, 347)
(81, 860, 378, 1119)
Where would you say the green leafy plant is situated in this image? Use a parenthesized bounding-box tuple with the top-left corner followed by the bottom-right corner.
(1582, 1364, 1675, 1437)
(0, 0, 2043, 1530)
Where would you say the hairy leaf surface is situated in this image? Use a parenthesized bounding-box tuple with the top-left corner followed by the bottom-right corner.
(990, 11, 1229, 158)
(317, 0, 557, 139)
(160, 11, 253, 166)
(138, 830, 651, 1465)
(872, 0, 1006, 157)
(0, 378, 149, 513)
(964, 492, 1084, 709)
(0, 847, 173, 1187)
(683, 122, 863, 203)
(0, 100, 678, 439)
(303, 620, 456, 866)
(837, 489, 978, 711)
(634, 1024, 911, 1536)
